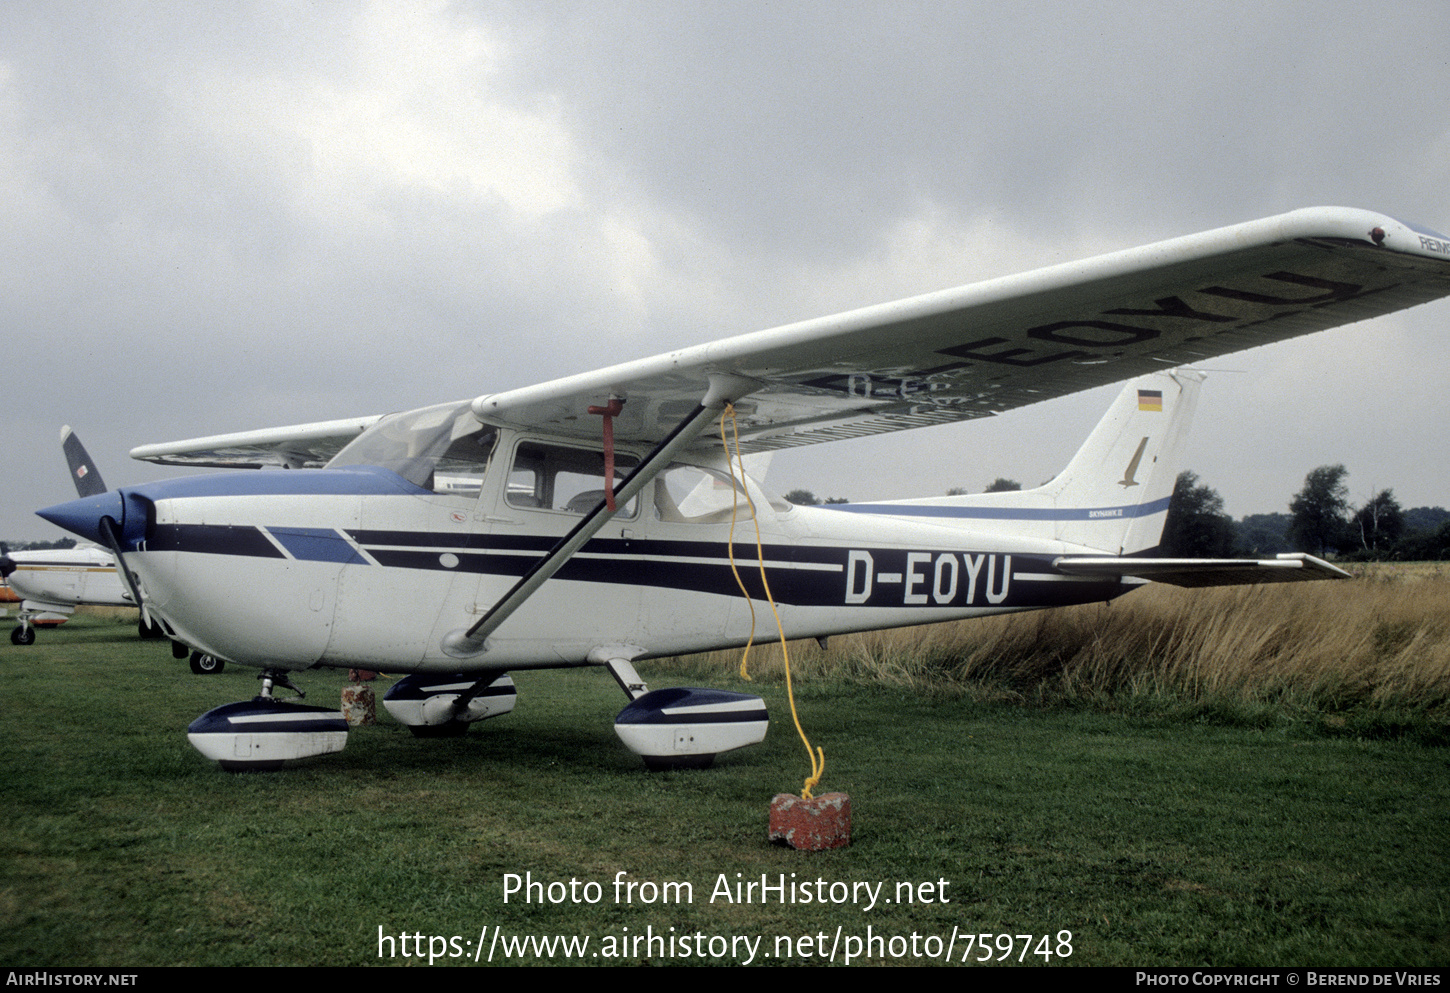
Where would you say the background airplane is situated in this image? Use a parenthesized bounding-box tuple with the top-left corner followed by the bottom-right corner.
(0, 543, 132, 644)
(0, 549, 74, 632)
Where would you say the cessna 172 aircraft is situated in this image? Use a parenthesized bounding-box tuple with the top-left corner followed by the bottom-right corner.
(36, 206, 1450, 770)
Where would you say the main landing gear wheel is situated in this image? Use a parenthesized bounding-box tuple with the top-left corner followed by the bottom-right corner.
(614, 687, 769, 770)
(600, 656, 770, 770)
(382, 673, 518, 736)
(11, 625, 35, 646)
(190, 650, 224, 675)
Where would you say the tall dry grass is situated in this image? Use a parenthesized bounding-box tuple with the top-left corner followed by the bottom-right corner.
(658, 565, 1450, 717)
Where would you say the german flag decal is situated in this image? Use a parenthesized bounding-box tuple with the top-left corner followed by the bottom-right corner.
(1137, 390, 1163, 412)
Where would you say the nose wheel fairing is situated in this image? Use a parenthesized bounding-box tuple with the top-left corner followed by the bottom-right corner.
(186, 700, 348, 771)
(186, 668, 348, 770)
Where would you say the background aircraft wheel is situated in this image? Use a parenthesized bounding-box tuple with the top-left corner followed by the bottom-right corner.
(407, 721, 469, 738)
(189, 651, 224, 675)
(12, 626, 35, 646)
(138, 617, 165, 639)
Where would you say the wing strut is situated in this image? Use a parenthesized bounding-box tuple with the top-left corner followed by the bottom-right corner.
(440, 375, 755, 660)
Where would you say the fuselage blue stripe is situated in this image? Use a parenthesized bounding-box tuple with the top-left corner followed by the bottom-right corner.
(265, 527, 368, 565)
(127, 465, 430, 501)
(819, 497, 1172, 521)
(138, 524, 1129, 610)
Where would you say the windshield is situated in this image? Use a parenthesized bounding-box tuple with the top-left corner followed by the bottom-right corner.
(327, 402, 497, 493)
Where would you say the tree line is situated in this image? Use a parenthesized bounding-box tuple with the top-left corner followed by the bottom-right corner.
(787, 468, 1449, 562)
(1164, 466, 1450, 561)
(0, 538, 77, 552)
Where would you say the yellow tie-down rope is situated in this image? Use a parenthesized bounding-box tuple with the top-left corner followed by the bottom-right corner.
(719, 405, 824, 800)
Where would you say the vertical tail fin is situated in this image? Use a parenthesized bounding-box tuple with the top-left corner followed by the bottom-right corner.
(1045, 370, 1202, 554)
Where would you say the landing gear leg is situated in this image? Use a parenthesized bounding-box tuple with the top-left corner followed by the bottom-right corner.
(256, 669, 304, 700)
(603, 657, 649, 700)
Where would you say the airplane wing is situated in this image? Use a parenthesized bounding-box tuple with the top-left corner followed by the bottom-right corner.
(133, 206, 1450, 465)
(472, 207, 1450, 452)
(131, 415, 384, 469)
(1053, 552, 1351, 587)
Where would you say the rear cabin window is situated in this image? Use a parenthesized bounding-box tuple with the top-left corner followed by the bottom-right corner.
(653, 464, 755, 523)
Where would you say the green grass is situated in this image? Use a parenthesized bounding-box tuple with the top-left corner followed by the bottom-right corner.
(2, 614, 1448, 966)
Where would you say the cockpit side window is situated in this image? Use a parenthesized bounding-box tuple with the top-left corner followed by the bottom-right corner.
(428, 424, 499, 497)
(652, 463, 793, 523)
(506, 441, 639, 517)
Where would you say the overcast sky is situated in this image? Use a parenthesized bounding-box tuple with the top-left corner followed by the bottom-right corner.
(4, 1, 1448, 541)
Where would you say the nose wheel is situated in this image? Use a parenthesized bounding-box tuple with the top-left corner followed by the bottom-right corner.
(11, 623, 36, 646)
(189, 650, 225, 674)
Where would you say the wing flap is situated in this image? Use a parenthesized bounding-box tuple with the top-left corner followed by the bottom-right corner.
(1054, 553, 1352, 587)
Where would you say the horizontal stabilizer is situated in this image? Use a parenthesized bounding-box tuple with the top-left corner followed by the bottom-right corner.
(1053, 552, 1351, 587)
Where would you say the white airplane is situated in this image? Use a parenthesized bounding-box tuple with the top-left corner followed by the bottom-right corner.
(1, 543, 130, 645)
(35, 207, 1450, 771)
(0, 542, 227, 672)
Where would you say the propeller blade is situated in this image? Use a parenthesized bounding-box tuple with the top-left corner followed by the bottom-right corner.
(61, 426, 108, 498)
(97, 515, 150, 625)
(48, 430, 152, 625)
